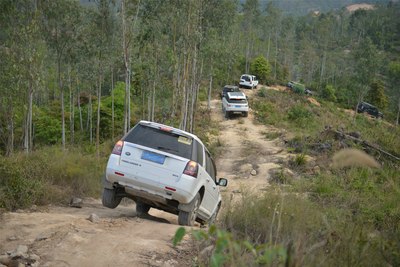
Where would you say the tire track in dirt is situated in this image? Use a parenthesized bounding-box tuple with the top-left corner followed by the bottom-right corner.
(212, 88, 292, 195)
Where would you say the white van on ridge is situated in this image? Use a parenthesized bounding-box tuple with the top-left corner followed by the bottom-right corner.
(239, 74, 258, 89)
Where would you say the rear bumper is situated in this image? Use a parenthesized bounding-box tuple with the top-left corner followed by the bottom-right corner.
(105, 156, 199, 205)
(226, 107, 248, 112)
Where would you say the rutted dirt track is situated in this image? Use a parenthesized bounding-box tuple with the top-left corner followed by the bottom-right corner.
(0, 88, 292, 267)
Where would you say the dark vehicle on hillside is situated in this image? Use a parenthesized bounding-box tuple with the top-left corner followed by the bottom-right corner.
(357, 101, 383, 119)
(220, 85, 241, 99)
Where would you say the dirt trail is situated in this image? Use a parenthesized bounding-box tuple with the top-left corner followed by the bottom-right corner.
(0, 87, 291, 267)
(213, 88, 291, 195)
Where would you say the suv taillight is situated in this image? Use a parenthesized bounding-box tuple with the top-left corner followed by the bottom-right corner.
(183, 161, 198, 178)
(112, 140, 124, 156)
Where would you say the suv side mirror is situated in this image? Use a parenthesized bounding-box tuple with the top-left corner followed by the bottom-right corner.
(217, 178, 228, 187)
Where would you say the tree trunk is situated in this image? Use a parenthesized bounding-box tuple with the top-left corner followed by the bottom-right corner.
(69, 67, 74, 144)
(208, 70, 212, 110)
(122, 0, 130, 134)
(96, 75, 102, 157)
(61, 84, 65, 149)
(6, 96, 14, 156)
(121, 0, 141, 133)
(24, 80, 33, 154)
(111, 68, 115, 140)
(396, 96, 400, 126)
(151, 80, 156, 121)
(89, 93, 93, 143)
(77, 77, 83, 132)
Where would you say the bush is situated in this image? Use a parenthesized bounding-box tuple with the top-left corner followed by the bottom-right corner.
(0, 146, 106, 210)
(257, 87, 268, 97)
(250, 56, 271, 84)
(321, 84, 337, 102)
(287, 105, 313, 127)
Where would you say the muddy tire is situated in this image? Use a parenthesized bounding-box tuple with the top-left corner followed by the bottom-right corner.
(225, 110, 230, 119)
(178, 193, 200, 226)
(243, 112, 248, 117)
(136, 201, 151, 215)
(102, 188, 122, 209)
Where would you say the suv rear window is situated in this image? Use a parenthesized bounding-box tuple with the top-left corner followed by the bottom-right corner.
(124, 124, 193, 159)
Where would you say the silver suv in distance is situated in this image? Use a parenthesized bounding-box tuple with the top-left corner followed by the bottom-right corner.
(222, 91, 249, 118)
(102, 120, 228, 226)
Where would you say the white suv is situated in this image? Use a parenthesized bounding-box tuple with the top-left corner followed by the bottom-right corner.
(239, 74, 258, 89)
(102, 120, 228, 226)
(222, 91, 249, 118)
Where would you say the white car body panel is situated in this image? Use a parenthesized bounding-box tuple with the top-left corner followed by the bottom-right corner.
(103, 120, 226, 224)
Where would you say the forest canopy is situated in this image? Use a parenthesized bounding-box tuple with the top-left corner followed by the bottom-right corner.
(0, 0, 399, 155)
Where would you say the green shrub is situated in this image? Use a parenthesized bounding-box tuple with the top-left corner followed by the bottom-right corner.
(0, 161, 47, 210)
(321, 84, 337, 102)
(0, 146, 106, 210)
(287, 104, 314, 128)
(250, 56, 271, 84)
(174, 225, 288, 267)
(257, 87, 268, 97)
(291, 82, 305, 94)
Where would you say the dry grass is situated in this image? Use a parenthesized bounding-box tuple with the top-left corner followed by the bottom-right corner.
(332, 148, 381, 169)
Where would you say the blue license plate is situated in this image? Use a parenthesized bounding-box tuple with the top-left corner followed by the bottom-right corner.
(235, 105, 241, 108)
(141, 151, 166, 164)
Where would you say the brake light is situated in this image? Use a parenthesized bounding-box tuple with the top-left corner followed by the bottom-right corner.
(183, 161, 198, 178)
(112, 140, 124, 155)
(159, 126, 172, 132)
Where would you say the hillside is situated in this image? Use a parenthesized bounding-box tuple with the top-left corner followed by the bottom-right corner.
(245, 0, 393, 15)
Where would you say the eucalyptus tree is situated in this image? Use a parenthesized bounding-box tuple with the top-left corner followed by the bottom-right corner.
(201, 0, 239, 108)
(40, 0, 82, 149)
(120, 0, 141, 134)
(352, 37, 381, 117)
(89, 0, 117, 155)
(262, 2, 283, 80)
(241, 0, 261, 73)
(388, 62, 400, 125)
(0, 0, 46, 154)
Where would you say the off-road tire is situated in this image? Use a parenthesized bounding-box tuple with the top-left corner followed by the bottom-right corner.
(102, 188, 122, 209)
(136, 201, 151, 215)
(243, 112, 248, 117)
(178, 193, 201, 226)
(225, 110, 230, 119)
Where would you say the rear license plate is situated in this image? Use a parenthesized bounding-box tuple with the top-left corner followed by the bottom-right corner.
(141, 151, 166, 164)
(235, 105, 241, 108)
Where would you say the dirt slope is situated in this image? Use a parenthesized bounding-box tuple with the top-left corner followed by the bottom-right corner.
(0, 87, 291, 267)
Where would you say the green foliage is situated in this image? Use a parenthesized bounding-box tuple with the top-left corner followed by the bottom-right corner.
(366, 80, 388, 110)
(34, 106, 62, 145)
(321, 84, 337, 102)
(293, 153, 307, 167)
(250, 56, 271, 84)
(0, 159, 47, 210)
(173, 227, 186, 247)
(174, 224, 288, 267)
(216, 165, 400, 266)
(257, 87, 268, 97)
(0, 146, 106, 210)
(291, 82, 305, 94)
(287, 104, 313, 127)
